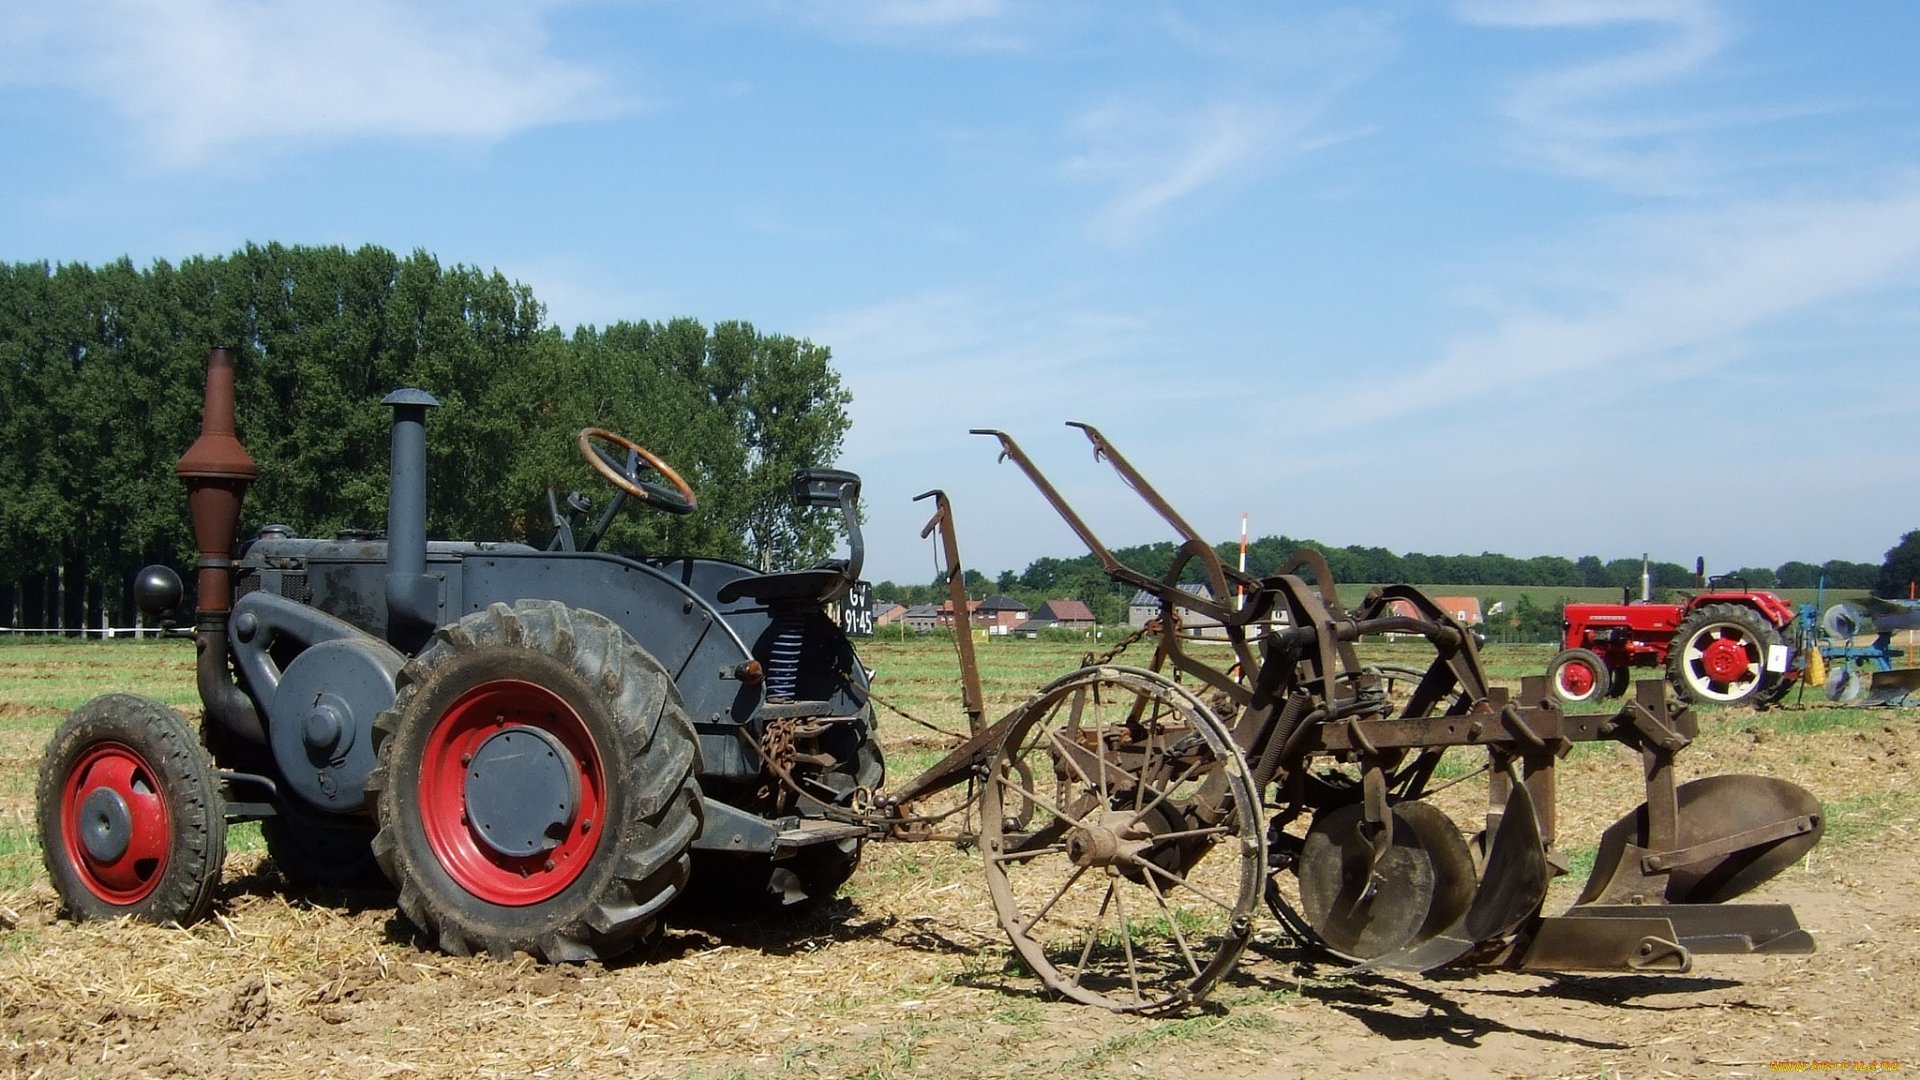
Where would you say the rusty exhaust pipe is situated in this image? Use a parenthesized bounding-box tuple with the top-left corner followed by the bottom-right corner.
(176, 346, 265, 748)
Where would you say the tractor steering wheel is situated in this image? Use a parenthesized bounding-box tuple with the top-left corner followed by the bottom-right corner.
(577, 428, 697, 516)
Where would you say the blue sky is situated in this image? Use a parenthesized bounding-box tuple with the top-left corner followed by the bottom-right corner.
(4, 1, 1918, 586)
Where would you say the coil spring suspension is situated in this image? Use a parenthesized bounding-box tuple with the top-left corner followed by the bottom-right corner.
(765, 612, 806, 702)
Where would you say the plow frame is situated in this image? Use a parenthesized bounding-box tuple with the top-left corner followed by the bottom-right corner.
(857, 423, 1821, 1012)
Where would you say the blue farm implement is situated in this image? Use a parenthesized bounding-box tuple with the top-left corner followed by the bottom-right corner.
(1793, 597, 1920, 706)
(40, 348, 882, 961)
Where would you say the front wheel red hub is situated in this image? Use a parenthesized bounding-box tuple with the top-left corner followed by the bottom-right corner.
(418, 679, 606, 905)
(60, 742, 171, 904)
(1558, 663, 1597, 697)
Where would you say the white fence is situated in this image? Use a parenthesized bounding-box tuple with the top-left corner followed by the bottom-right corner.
(0, 626, 163, 639)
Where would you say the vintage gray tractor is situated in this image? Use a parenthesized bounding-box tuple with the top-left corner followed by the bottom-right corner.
(37, 347, 882, 961)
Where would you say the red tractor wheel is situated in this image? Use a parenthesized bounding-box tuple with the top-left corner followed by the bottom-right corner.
(36, 694, 226, 924)
(1666, 603, 1783, 706)
(368, 600, 702, 962)
(1546, 647, 1611, 705)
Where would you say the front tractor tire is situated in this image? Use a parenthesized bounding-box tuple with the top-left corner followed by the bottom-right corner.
(36, 694, 226, 925)
(1666, 603, 1783, 706)
(367, 601, 702, 962)
(1546, 647, 1611, 705)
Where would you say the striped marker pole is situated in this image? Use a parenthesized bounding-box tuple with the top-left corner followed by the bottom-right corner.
(1237, 513, 1249, 610)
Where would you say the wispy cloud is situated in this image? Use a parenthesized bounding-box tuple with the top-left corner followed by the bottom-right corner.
(1059, 11, 1394, 248)
(1313, 186, 1920, 426)
(504, 254, 690, 335)
(0, 0, 625, 168)
(1064, 99, 1290, 249)
(800, 285, 1184, 580)
(812, 287, 1159, 444)
(1458, 0, 1757, 193)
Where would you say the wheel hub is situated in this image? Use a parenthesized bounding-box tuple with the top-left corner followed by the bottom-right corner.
(1065, 808, 1152, 870)
(463, 725, 580, 858)
(1700, 636, 1753, 682)
(420, 678, 607, 905)
(61, 743, 171, 902)
(1560, 664, 1595, 697)
(78, 787, 133, 863)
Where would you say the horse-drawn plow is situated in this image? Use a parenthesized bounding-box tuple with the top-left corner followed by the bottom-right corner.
(856, 423, 1823, 1013)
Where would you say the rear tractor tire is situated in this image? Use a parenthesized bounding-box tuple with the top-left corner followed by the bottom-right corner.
(1666, 603, 1783, 706)
(1607, 666, 1631, 698)
(367, 600, 703, 962)
(36, 694, 226, 925)
(1546, 647, 1611, 705)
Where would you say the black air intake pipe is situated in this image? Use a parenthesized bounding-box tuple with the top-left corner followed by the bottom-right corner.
(383, 388, 440, 635)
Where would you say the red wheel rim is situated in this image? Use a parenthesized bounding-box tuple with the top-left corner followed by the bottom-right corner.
(418, 679, 606, 905)
(1558, 662, 1597, 698)
(1699, 632, 1756, 683)
(61, 742, 171, 904)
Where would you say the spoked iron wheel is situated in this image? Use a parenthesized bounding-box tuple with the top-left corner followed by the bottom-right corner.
(979, 666, 1264, 1014)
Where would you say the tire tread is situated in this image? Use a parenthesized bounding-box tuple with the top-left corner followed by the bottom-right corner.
(368, 599, 701, 963)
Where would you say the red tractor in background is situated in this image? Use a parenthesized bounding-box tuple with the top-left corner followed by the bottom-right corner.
(1547, 569, 1799, 708)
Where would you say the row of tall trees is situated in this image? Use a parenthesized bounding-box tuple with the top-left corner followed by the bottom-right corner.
(0, 244, 851, 630)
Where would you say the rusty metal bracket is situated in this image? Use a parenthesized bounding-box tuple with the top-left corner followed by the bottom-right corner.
(1516, 916, 1693, 973)
(1559, 903, 1813, 955)
(914, 489, 986, 734)
(1498, 702, 1551, 753)
(1640, 814, 1820, 874)
(1359, 761, 1392, 899)
(1620, 700, 1690, 753)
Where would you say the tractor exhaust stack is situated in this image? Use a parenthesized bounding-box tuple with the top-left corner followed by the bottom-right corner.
(177, 346, 265, 748)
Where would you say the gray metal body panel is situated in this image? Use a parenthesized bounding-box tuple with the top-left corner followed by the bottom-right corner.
(234, 538, 874, 801)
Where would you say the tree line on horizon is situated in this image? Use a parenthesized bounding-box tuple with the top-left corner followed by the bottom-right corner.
(872, 535, 1901, 629)
(0, 244, 851, 631)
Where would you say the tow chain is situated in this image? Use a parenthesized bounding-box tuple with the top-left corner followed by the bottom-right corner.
(866, 691, 971, 743)
(1082, 618, 1158, 668)
(868, 619, 1162, 747)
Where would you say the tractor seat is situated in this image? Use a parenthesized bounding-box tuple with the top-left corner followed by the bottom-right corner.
(716, 561, 850, 607)
(716, 468, 863, 608)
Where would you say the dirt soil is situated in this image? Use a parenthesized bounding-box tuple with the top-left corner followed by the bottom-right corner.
(3, 722, 1916, 1079)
